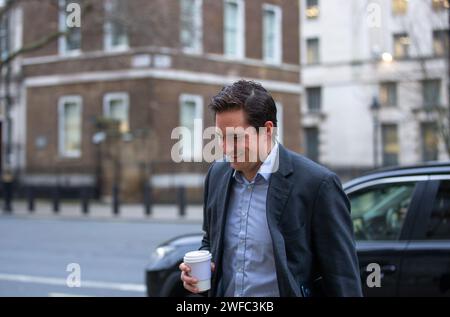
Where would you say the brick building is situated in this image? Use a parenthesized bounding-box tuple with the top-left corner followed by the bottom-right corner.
(2, 0, 302, 202)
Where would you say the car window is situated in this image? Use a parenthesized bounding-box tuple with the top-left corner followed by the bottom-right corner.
(348, 182, 416, 241)
(426, 180, 450, 240)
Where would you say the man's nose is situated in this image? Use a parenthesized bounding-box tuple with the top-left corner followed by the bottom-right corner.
(223, 138, 239, 155)
(223, 140, 234, 156)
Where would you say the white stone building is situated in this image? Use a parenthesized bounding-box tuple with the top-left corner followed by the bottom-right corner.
(300, 0, 449, 178)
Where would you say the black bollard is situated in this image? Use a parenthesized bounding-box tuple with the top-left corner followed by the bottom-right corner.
(81, 187, 89, 215)
(112, 183, 120, 216)
(144, 181, 152, 216)
(177, 186, 186, 217)
(27, 186, 35, 212)
(52, 185, 60, 214)
(3, 178, 13, 213)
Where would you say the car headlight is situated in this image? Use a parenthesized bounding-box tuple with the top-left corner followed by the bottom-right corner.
(151, 245, 176, 261)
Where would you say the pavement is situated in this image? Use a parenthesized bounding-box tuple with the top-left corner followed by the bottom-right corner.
(1, 199, 203, 223)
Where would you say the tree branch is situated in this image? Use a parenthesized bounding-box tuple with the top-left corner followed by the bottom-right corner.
(0, 30, 65, 68)
(0, 0, 94, 68)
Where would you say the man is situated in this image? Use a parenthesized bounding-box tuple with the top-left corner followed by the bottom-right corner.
(180, 80, 362, 297)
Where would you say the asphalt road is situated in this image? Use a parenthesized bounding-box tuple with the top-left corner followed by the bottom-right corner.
(0, 215, 201, 297)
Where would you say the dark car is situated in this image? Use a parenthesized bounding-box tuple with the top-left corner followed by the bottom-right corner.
(145, 162, 450, 297)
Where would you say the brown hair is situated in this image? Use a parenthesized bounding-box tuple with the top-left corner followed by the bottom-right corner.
(209, 80, 277, 129)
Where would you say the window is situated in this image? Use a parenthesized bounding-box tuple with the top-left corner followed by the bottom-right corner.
(422, 79, 441, 108)
(58, 96, 82, 158)
(180, 94, 203, 160)
(382, 124, 399, 166)
(104, 0, 129, 51)
(103, 93, 129, 133)
(305, 127, 319, 162)
(224, 0, 244, 58)
(433, 30, 448, 57)
(276, 103, 283, 144)
(180, 0, 203, 53)
(58, 0, 81, 55)
(263, 4, 282, 64)
(349, 182, 416, 240)
(379, 82, 397, 107)
(393, 33, 410, 59)
(421, 123, 439, 162)
(306, 87, 321, 112)
(306, 38, 320, 64)
(0, 13, 8, 60)
(432, 0, 449, 11)
(392, 0, 408, 14)
(426, 180, 450, 240)
(306, 0, 319, 19)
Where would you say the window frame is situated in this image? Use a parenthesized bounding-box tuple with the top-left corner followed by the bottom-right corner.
(305, 0, 319, 20)
(103, 0, 129, 52)
(432, 29, 448, 57)
(306, 86, 322, 112)
(421, 122, 439, 162)
(393, 33, 410, 59)
(304, 126, 319, 162)
(223, 0, 245, 59)
(58, 0, 81, 56)
(381, 123, 399, 167)
(58, 95, 83, 158)
(262, 3, 282, 64)
(180, 0, 203, 54)
(392, 0, 408, 15)
(432, 0, 450, 11)
(422, 79, 441, 108)
(275, 102, 283, 144)
(306, 37, 320, 64)
(379, 82, 398, 107)
(179, 94, 204, 161)
(103, 92, 130, 133)
(0, 11, 9, 60)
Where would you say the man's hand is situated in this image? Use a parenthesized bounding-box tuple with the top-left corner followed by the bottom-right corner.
(179, 262, 215, 293)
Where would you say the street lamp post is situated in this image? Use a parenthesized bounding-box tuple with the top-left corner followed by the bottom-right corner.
(370, 97, 381, 168)
(0, 7, 14, 212)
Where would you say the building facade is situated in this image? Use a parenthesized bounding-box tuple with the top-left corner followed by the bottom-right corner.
(1, 0, 302, 202)
(301, 0, 449, 179)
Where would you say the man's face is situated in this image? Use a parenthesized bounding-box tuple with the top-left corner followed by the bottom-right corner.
(215, 109, 271, 172)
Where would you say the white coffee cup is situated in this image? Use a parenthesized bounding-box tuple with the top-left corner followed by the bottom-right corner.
(183, 250, 212, 292)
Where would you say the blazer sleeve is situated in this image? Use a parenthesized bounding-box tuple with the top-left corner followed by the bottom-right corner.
(311, 173, 363, 297)
(199, 164, 213, 251)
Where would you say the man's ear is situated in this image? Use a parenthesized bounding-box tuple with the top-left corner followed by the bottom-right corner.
(264, 121, 274, 139)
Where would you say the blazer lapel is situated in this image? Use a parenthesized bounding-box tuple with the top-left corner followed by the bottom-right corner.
(266, 145, 297, 296)
(216, 164, 234, 250)
(211, 163, 233, 296)
(266, 144, 293, 226)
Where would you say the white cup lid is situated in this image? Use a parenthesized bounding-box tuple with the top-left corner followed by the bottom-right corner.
(184, 250, 212, 263)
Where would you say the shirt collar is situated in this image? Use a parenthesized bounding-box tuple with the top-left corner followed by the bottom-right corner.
(233, 142, 279, 183)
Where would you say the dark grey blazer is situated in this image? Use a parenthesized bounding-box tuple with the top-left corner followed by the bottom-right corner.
(200, 144, 363, 297)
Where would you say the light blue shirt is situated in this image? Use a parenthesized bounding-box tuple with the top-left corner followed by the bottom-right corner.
(220, 142, 280, 297)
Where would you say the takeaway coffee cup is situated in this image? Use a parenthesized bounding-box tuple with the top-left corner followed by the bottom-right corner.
(183, 250, 212, 292)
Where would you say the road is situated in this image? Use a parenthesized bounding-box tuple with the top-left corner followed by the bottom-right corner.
(0, 215, 201, 297)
